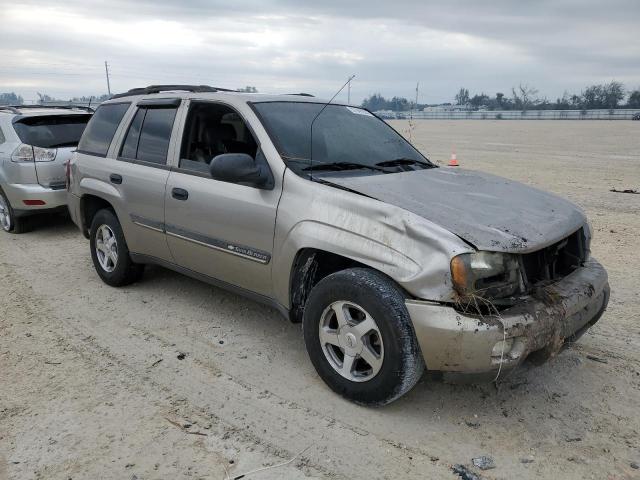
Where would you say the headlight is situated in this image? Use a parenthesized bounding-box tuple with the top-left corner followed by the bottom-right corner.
(450, 251, 522, 299)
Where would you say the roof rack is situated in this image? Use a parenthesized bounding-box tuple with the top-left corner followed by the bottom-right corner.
(287, 93, 315, 97)
(0, 105, 94, 115)
(110, 84, 235, 99)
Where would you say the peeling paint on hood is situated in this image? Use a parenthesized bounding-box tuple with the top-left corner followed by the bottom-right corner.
(324, 168, 587, 253)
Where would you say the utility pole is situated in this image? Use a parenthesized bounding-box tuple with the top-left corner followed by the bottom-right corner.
(104, 61, 111, 96)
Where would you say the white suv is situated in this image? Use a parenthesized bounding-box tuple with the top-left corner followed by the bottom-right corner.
(0, 105, 92, 233)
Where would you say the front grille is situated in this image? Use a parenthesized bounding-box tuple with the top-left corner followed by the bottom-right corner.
(520, 228, 587, 288)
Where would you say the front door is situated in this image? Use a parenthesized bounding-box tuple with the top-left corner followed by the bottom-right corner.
(164, 101, 280, 296)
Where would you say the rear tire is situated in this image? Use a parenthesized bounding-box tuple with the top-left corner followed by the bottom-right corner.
(0, 188, 28, 234)
(303, 268, 425, 406)
(89, 209, 144, 286)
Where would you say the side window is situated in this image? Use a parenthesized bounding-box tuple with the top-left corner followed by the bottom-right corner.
(77, 103, 130, 156)
(179, 102, 258, 175)
(120, 109, 144, 159)
(120, 107, 177, 165)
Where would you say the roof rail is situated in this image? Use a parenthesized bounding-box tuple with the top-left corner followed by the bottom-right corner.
(110, 84, 235, 99)
(286, 93, 315, 97)
(0, 105, 94, 114)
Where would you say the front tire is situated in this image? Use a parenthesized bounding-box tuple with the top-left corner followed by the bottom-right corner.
(89, 209, 143, 286)
(303, 268, 425, 406)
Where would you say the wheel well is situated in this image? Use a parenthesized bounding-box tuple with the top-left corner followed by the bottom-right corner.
(81, 195, 114, 238)
(289, 249, 366, 323)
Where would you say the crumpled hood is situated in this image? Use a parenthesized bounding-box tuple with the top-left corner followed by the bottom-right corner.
(325, 168, 586, 253)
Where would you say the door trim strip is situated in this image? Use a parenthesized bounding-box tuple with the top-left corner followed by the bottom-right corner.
(130, 214, 165, 233)
(165, 223, 271, 265)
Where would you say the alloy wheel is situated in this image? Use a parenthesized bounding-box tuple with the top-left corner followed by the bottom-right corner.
(319, 301, 384, 382)
(0, 195, 11, 232)
(95, 224, 118, 272)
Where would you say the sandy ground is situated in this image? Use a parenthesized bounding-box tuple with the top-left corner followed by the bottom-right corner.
(1, 120, 639, 480)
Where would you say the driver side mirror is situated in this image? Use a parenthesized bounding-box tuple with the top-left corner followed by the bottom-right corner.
(209, 153, 272, 189)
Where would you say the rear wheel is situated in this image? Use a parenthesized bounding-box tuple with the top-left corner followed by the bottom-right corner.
(303, 268, 425, 406)
(0, 188, 27, 234)
(89, 209, 144, 286)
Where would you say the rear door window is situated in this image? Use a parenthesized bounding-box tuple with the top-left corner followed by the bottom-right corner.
(120, 109, 145, 159)
(120, 106, 177, 165)
(13, 114, 92, 148)
(77, 103, 130, 156)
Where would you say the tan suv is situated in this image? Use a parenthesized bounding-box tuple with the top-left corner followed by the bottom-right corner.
(67, 85, 609, 405)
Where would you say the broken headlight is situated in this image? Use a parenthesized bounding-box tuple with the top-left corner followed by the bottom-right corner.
(450, 251, 523, 299)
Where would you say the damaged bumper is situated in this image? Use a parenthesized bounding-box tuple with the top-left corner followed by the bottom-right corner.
(405, 259, 609, 376)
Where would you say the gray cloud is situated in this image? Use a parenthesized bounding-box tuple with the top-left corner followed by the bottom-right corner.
(1, 0, 638, 103)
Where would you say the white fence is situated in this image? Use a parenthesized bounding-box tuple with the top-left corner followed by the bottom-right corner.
(385, 109, 640, 120)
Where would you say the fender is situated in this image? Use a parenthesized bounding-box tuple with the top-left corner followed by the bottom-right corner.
(271, 170, 474, 308)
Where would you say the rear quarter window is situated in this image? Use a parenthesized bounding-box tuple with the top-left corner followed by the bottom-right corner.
(77, 103, 130, 157)
(12, 114, 92, 148)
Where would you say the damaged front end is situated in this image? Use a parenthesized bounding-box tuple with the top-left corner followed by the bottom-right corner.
(405, 227, 610, 379)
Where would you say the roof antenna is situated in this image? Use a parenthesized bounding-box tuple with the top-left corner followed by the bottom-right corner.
(309, 74, 355, 180)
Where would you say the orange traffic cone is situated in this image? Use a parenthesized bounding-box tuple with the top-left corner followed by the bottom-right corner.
(448, 150, 459, 167)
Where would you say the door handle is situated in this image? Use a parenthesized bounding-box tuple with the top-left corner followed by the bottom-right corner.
(110, 174, 123, 185)
(172, 188, 189, 201)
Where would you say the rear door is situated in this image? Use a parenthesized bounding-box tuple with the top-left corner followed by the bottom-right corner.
(109, 98, 182, 261)
(13, 113, 91, 189)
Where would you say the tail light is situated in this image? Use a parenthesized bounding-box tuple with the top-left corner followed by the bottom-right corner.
(11, 144, 57, 163)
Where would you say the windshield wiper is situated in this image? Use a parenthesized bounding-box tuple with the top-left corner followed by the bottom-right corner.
(303, 161, 387, 173)
(375, 158, 435, 168)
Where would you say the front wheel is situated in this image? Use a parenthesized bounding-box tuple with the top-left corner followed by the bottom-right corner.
(89, 209, 144, 286)
(303, 268, 425, 406)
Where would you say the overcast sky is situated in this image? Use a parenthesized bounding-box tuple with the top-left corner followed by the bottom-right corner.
(1, 0, 639, 104)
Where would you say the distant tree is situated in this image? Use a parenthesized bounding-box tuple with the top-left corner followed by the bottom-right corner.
(469, 93, 489, 108)
(237, 86, 258, 93)
(390, 96, 411, 111)
(570, 94, 581, 108)
(495, 92, 504, 107)
(603, 81, 625, 108)
(37, 92, 59, 103)
(361, 94, 415, 111)
(628, 89, 640, 108)
(511, 84, 539, 110)
(455, 88, 469, 105)
(361, 93, 385, 111)
(0, 92, 24, 105)
(581, 81, 625, 109)
(70, 94, 111, 103)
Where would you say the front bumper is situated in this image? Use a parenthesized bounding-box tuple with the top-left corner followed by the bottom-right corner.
(3, 183, 67, 215)
(406, 259, 609, 376)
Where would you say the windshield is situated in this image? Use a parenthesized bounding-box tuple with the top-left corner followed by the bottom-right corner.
(251, 102, 433, 176)
(13, 114, 92, 148)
